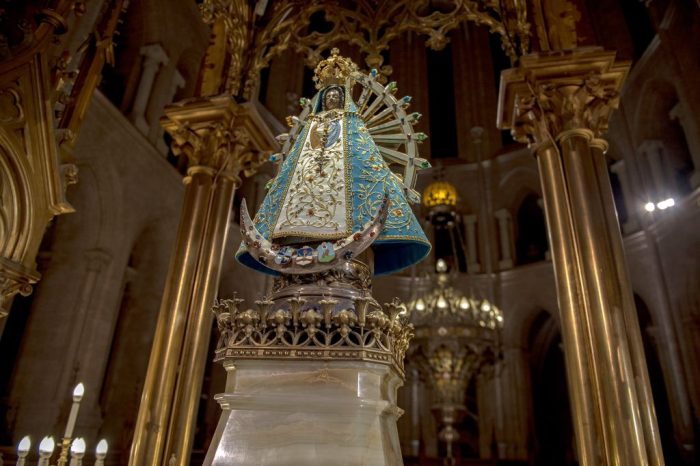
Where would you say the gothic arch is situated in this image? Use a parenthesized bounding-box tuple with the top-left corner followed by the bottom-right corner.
(0, 127, 34, 262)
(53, 158, 126, 256)
(634, 78, 694, 194)
(497, 165, 541, 213)
(634, 78, 678, 140)
(679, 252, 700, 429)
(526, 309, 576, 466)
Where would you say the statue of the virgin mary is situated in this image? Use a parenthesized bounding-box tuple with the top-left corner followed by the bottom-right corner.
(236, 49, 430, 276)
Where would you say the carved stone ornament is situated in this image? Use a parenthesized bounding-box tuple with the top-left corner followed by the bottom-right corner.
(0, 275, 34, 299)
(0, 258, 39, 316)
(497, 48, 630, 146)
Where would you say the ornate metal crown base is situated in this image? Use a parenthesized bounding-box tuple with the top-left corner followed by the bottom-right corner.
(212, 261, 414, 377)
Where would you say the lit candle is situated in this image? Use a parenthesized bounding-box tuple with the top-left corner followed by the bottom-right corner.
(64, 383, 85, 438)
(94, 439, 108, 466)
(38, 436, 55, 466)
(17, 436, 31, 466)
(69, 437, 86, 466)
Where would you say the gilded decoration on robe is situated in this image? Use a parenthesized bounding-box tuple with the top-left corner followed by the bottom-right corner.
(273, 105, 351, 239)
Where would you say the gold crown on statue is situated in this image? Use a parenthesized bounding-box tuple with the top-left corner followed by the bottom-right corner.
(313, 48, 359, 89)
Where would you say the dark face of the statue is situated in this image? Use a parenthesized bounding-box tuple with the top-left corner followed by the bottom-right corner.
(323, 87, 342, 110)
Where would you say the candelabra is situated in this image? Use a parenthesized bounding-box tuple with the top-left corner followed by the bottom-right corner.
(14, 383, 108, 466)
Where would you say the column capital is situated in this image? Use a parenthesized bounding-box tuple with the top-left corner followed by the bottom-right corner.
(497, 48, 630, 146)
(139, 43, 169, 65)
(161, 95, 278, 180)
(494, 208, 511, 220)
(469, 126, 485, 143)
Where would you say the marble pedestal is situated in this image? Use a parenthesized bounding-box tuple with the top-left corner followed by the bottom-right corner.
(203, 359, 405, 466)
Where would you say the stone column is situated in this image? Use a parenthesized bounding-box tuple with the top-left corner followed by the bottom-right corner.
(494, 209, 513, 270)
(640, 231, 696, 460)
(130, 44, 169, 135)
(669, 102, 700, 189)
(639, 140, 673, 202)
(498, 49, 664, 466)
(535, 198, 551, 260)
(11, 248, 112, 438)
(610, 160, 640, 233)
(452, 23, 501, 161)
(128, 96, 274, 466)
(471, 127, 496, 273)
(129, 2, 276, 462)
(408, 366, 421, 457)
(462, 214, 481, 273)
(494, 347, 531, 460)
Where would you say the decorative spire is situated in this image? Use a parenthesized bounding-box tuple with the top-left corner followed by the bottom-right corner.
(312, 48, 359, 89)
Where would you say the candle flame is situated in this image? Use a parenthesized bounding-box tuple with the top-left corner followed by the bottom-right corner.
(17, 435, 31, 453)
(71, 437, 86, 454)
(73, 382, 85, 400)
(96, 439, 109, 455)
(39, 436, 55, 454)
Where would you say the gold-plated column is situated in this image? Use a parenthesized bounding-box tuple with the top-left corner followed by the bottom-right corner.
(129, 94, 274, 466)
(535, 142, 600, 465)
(561, 130, 648, 464)
(498, 49, 664, 465)
(129, 169, 213, 466)
(164, 172, 239, 466)
(590, 140, 665, 465)
(127, 1, 275, 463)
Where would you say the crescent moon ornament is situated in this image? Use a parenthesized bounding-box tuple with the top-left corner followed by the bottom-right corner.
(239, 194, 390, 275)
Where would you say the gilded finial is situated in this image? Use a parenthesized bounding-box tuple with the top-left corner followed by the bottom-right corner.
(313, 48, 359, 90)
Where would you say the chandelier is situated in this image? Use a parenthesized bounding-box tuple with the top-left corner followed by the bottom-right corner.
(411, 263, 503, 332)
(410, 158, 503, 466)
(408, 263, 503, 463)
(423, 180, 458, 209)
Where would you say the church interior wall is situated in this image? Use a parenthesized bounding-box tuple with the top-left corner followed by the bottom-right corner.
(1, 91, 185, 451)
